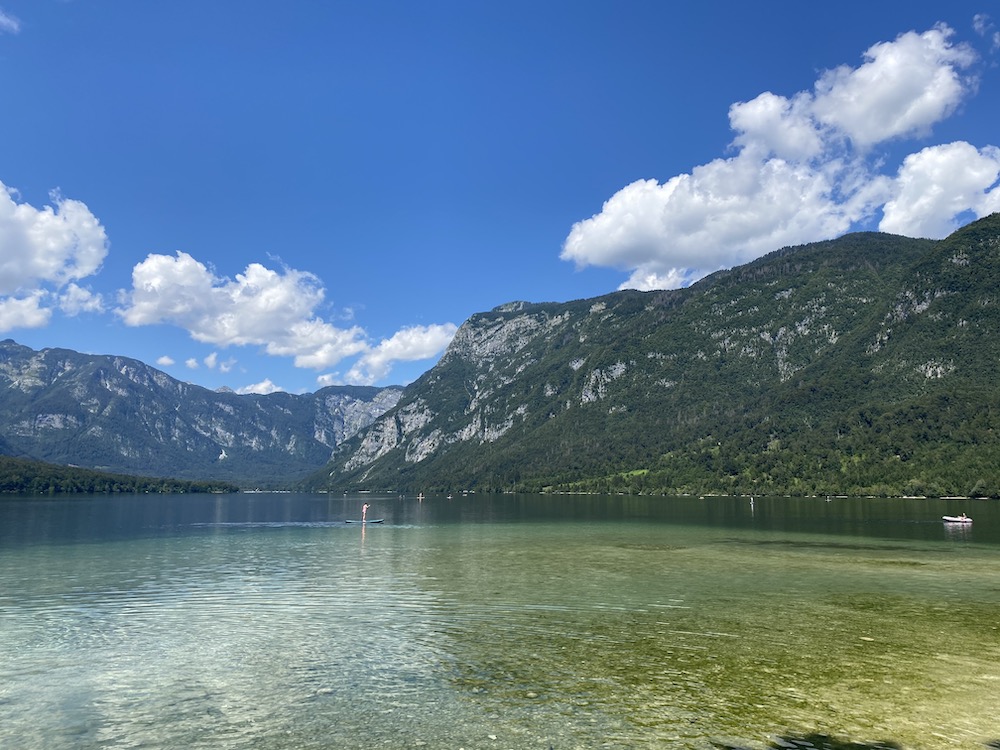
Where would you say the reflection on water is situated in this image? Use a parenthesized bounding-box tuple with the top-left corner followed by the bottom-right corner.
(0, 493, 998, 749)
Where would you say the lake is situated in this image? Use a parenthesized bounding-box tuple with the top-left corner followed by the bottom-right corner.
(1, 492, 998, 749)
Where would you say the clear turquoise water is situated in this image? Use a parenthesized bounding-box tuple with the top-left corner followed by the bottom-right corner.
(1, 493, 998, 749)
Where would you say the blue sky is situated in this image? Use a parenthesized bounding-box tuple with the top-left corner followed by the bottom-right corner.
(1, 1, 998, 394)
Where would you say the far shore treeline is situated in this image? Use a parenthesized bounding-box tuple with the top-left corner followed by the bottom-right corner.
(0, 456, 239, 495)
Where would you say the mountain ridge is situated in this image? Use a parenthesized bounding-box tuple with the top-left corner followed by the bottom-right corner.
(314, 215, 1000, 498)
(0, 339, 403, 487)
(5, 215, 1000, 497)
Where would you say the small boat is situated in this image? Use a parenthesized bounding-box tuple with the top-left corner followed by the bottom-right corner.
(345, 518, 384, 524)
(942, 515, 972, 524)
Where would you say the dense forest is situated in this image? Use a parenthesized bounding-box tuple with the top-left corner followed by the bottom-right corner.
(0, 456, 239, 495)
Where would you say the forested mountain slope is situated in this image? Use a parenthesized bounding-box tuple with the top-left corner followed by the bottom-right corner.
(318, 215, 1000, 498)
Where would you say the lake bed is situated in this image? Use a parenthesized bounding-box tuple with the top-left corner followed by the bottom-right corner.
(1, 493, 998, 749)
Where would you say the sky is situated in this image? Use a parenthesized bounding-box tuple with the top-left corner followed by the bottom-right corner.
(1, 1, 999, 395)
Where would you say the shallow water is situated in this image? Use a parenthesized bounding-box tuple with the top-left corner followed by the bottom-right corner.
(1, 493, 998, 749)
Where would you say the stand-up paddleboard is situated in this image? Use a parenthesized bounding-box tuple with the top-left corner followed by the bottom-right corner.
(346, 502, 383, 523)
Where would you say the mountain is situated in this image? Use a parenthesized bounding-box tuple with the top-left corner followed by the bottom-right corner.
(0, 341, 402, 487)
(317, 214, 1000, 498)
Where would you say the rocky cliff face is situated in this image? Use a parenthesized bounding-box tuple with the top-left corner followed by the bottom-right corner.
(0, 340, 402, 485)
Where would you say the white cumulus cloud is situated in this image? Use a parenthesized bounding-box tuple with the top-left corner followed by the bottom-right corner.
(0, 183, 109, 329)
(118, 251, 369, 368)
(0, 292, 50, 332)
(562, 24, 995, 291)
(202, 351, 236, 373)
(58, 283, 105, 315)
(345, 323, 460, 385)
(729, 91, 823, 161)
(881, 141, 1000, 237)
(811, 25, 976, 148)
(118, 252, 457, 385)
(237, 378, 284, 396)
(973, 14, 1000, 52)
(0, 9, 20, 34)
